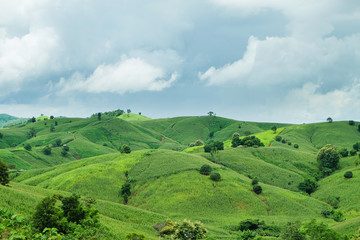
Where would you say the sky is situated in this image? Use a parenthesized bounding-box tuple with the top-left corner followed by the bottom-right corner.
(1, 0, 360, 123)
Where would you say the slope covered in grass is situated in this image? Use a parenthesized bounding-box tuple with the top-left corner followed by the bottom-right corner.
(117, 113, 151, 121)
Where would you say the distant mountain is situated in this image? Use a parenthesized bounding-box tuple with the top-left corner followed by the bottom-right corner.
(0, 114, 28, 128)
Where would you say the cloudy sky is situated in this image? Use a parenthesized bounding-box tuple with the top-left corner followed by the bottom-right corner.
(1, 0, 360, 123)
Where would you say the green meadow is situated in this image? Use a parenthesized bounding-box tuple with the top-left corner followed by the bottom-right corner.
(1, 114, 360, 239)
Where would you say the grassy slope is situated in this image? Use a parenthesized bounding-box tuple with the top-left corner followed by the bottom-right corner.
(117, 113, 151, 121)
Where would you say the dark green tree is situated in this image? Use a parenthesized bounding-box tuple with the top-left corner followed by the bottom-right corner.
(55, 121, 58, 126)
(31, 116, 36, 123)
(317, 144, 340, 172)
(97, 112, 101, 120)
(61, 194, 86, 224)
(353, 142, 360, 151)
(349, 120, 355, 125)
(271, 126, 277, 133)
(32, 196, 60, 231)
(358, 125, 360, 132)
(28, 127, 36, 138)
(50, 116, 54, 119)
(122, 144, 131, 154)
(339, 148, 348, 157)
(231, 136, 241, 147)
(42, 146, 52, 155)
(0, 132, 3, 139)
(0, 158, 10, 185)
(199, 164, 212, 175)
(275, 136, 282, 142)
(253, 185, 262, 194)
(298, 178, 318, 195)
(50, 124, 55, 132)
(327, 117, 333, 123)
(294, 144, 299, 149)
(120, 183, 131, 204)
(303, 220, 342, 240)
(207, 111, 215, 117)
(210, 172, 221, 182)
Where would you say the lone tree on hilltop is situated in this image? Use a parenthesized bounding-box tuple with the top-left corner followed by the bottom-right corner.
(327, 117, 333, 123)
(317, 144, 340, 175)
(0, 158, 10, 185)
(207, 111, 215, 117)
(97, 112, 101, 121)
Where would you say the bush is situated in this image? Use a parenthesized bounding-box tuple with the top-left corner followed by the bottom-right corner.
(232, 132, 240, 138)
(199, 164, 212, 175)
(344, 171, 353, 178)
(232, 136, 241, 147)
(209, 131, 214, 138)
(294, 144, 299, 149)
(210, 173, 221, 182)
(350, 149, 357, 156)
(195, 139, 204, 146)
(120, 183, 131, 204)
(298, 178, 318, 195)
(204, 141, 224, 152)
(0, 132, 3, 138)
(173, 219, 207, 240)
(121, 144, 131, 154)
(281, 139, 286, 144)
(353, 142, 360, 151)
(63, 145, 70, 151)
(253, 185, 262, 194)
(287, 142, 292, 146)
(251, 179, 258, 185)
(349, 120, 355, 125)
(339, 148, 348, 157)
(275, 136, 282, 142)
(42, 146, 52, 155)
(24, 143, 32, 151)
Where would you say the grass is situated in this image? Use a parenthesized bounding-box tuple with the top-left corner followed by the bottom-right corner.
(1, 116, 360, 238)
(117, 113, 151, 121)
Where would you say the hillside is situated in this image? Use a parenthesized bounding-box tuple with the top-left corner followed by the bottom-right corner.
(0, 114, 28, 128)
(1, 116, 360, 239)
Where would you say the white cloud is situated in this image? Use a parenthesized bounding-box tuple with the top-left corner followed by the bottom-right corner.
(0, 27, 59, 95)
(59, 56, 178, 94)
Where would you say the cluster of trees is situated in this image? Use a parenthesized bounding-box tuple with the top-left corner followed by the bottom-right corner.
(189, 140, 204, 147)
(153, 219, 207, 239)
(199, 164, 221, 182)
(204, 141, 224, 153)
(232, 135, 264, 148)
(251, 178, 262, 195)
(32, 194, 100, 238)
(92, 109, 125, 118)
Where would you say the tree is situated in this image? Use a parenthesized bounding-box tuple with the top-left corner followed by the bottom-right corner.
(120, 183, 131, 204)
(31, 116, 36, 123)
(358, 124, 360, 132)
(275, 136, 282, 142)
(303, 219, 342, 240)
(127, 109, 131, 117)
(42, 146, 52, 155)
(317, 144, 340, 173)
(271, 126, 277, 133)
(210, 172, 221, 181)
(232, 132, 240, 138)
(28, 127, 36, 138)
(253, 185, 262, 194)
(0, 158, 10, 185)
(24, 143, 32, 151)
(0, 132, 3, 139)
(173, 219, 207, 240)
(353, 142, 360, 151)
(232, 136, 241, 147)
(32, 196, 60, 231)
(207, 111, 215, 117)
(55, 121, 58, 126)
(339, 148, 348, 157)
(298, 178, 318, 195)
(138, 112, 141, 115)
(97, 112, 101, 120)
(122, 144, 131, 154)
(327, 117, 333, 123)
(195, 139, 204, 146)
(50, 116, 54, 120)
(350, 149, 357, 156)
(61, 194, 86, 224)
(349, 120, 355, 125)
(199, 164, 212, 175)
(50, 124, 55, 132)
(294, 144, 299, 149)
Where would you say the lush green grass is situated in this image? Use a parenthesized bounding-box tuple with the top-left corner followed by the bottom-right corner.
(117, 113, 151, 121)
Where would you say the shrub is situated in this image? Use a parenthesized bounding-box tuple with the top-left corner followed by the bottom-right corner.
(210, 173, 221, 182)
(251, 179, 258, 185)
(253, 185, 262, 194)
(287, 142, 292, 146)
(275, 136, 282, 142)
(281, 222, 305, 240)
(195, 139, 204, 146)
(232, 132, 240, 138)
(173, 219, 207, 240)
(209, 131, 214, 138)
(339, 148, 348, 157)
(353, 142, 360, 151)
(350, 149, 357, 156)
(344, 171, 353, 179)
(42, 146, 52, 155)
(349, 120, 355, 125)
(126, 233, 145, 240)
(63, 145, 70, 151)
(0, 132, 3, 139)
(281, 139, 286, 144)
(24, 143, 32, 151)
(120, 183, 131, 204)
(121, 144, 131, 154)
(294, 144, 299, 149)
(298, 178, 318, 195)
(199, 164, 212, 175)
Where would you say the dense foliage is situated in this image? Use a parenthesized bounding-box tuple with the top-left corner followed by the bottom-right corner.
(204, 141, 224, 152)
(232, 136, 264, 148)
(317, 144, 340, 173)
(199, 164, 212, 175)
(0, 158, 10, 185)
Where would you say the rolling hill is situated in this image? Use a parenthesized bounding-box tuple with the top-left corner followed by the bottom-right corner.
(1, 115, 360, 239)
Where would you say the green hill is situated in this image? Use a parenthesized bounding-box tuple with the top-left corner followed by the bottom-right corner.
(117, 113, 151, 121)
(0, 114, 28, 128)
(1, 115, 360, 238)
